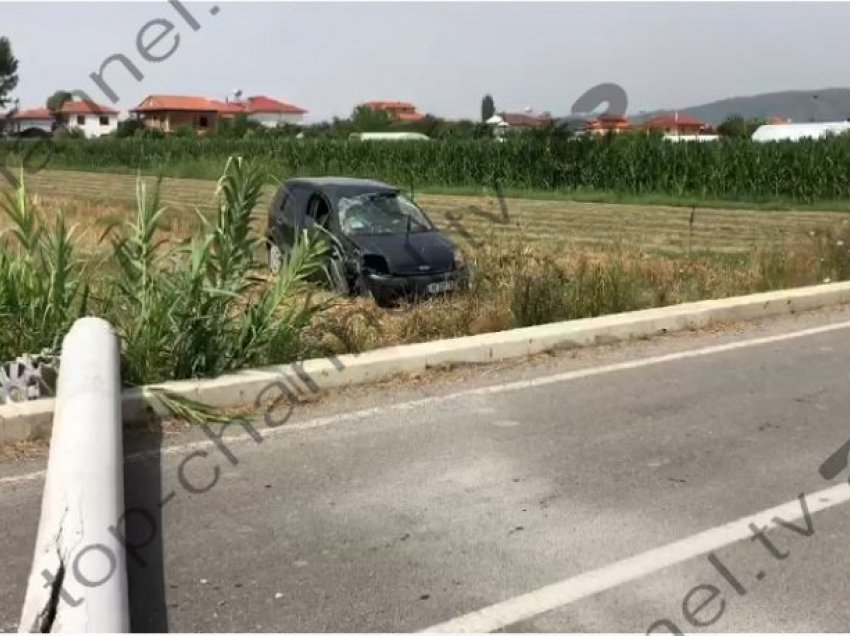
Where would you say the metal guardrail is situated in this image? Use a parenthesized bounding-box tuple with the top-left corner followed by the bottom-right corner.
(18, 317, 129, 632)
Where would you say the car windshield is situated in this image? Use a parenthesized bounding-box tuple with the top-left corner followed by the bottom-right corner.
(337, 192, 435, 236)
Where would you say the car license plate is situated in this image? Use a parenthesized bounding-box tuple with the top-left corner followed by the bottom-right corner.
(427, 280, 455, 294)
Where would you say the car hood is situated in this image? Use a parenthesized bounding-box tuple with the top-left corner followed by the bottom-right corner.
(350, 232, 455, 275)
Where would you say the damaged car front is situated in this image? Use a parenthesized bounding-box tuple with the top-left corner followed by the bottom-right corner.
(337, 190, 470, 306)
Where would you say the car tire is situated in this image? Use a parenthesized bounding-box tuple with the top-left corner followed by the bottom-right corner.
(268, 241, 285, 275)
(371, 291, 394, 309)
(355, 275, 380, 305)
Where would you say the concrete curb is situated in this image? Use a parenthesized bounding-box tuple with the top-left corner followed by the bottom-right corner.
(4, 281, 850, 445)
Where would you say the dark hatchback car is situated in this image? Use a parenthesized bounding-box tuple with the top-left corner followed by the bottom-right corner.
(266, 177, 469, 306)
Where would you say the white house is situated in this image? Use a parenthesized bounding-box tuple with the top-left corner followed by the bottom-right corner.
(8, 108, 54, 136)
(242, 95, 307, 127)
(58, 99, 119, 137)
(752, 121, 850, 142)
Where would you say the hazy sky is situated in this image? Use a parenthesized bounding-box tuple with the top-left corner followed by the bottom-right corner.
(3, 1, 849, 121)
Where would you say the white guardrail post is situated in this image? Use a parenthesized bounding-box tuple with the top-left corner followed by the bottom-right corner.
(18, 317, 129, 632)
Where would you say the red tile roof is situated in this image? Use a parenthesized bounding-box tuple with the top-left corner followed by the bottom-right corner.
(11, 108, 53, 120)
(587, 114, 631, 131)
(245, 95, 307, 114)
(209, 100, 244, 115)
(132, 94, 307, 116)
(131, 95, 220, 113)
(500, 112, 550, 128)
(596, 114, 630, 123)
(365, 101, 417, 110)
(642, 114, 706, 129)
(58, 100, 118, 115)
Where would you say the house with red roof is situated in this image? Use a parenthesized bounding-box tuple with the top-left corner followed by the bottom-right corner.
(585, 114, 632, 135)
(3, 99, 119, 138)
(131, 95, 224, 134)
(241, 96, 307, 127)
(209, 99, 245, 119)
(641, 113, 709, 136)
(499, 112, 550, 129)
(130, 94, 308, 134)
(57, 99, 119, 137)
(362, 101, 425, 122)
(7, 108, 54, 137)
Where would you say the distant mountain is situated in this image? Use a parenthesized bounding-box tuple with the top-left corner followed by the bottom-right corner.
(633, 88, 850, 126)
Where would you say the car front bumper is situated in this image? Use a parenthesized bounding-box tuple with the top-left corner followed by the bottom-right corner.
(364, 267, 470, 304)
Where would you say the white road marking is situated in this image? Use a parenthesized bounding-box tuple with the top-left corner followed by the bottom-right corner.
(3, 317, 850, 489)
(0, 470, 46, 487)
(420, 483, 850, 633)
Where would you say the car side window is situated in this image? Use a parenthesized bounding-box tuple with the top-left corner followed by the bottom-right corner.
(306, 194, 331, 228)
(281, 186, 308, 228)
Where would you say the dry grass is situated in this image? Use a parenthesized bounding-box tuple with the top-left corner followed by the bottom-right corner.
(0, 193, 205, 253)
(0, 439, 48, 460)
(5, 169, 850, 256)
(303, 230, 850, 357)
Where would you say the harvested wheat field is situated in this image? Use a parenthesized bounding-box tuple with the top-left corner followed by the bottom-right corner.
(4, 169, 850, 256)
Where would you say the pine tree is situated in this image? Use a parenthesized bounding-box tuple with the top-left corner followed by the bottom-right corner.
(481, 94, 495, 122)
(0, 37, 19, 109)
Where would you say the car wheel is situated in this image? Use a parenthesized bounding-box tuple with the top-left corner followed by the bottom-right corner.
(268, 242, 284, 274)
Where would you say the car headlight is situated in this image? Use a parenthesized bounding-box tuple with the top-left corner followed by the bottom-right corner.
(453, 248, 466, 269)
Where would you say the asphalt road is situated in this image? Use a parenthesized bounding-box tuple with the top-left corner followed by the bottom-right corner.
(3, 307, 850, 632)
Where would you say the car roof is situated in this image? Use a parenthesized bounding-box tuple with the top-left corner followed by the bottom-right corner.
(284, 176, 399, 199)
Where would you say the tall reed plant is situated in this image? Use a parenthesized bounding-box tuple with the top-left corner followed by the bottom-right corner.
(0, 160, 331, 385)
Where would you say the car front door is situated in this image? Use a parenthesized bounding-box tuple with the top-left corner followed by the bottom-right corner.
(272, 184, 311, 249)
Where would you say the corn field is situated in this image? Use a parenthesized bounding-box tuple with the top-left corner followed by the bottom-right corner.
(6, 135, 850, 203)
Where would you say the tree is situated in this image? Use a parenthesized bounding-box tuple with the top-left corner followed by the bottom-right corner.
(350, 105, 393, 132)
(46, 90, 73, 112)
(174, 124, 196, 138)
(216, 113, 260, 138)
(390, 113, 441, 137)
(328, 117, 355, 138)
(717, 114, 764, 139)
(0, 37, 19, 109)
(53, 125, 85, 140)
(481, 94, 495, 122)
(116, 118, 144, 138)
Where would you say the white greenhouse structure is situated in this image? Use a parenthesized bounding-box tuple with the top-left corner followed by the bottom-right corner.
(349, 132, 431, 142)
(751, 121, 850, 142)
(663, 134, 719, 143)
